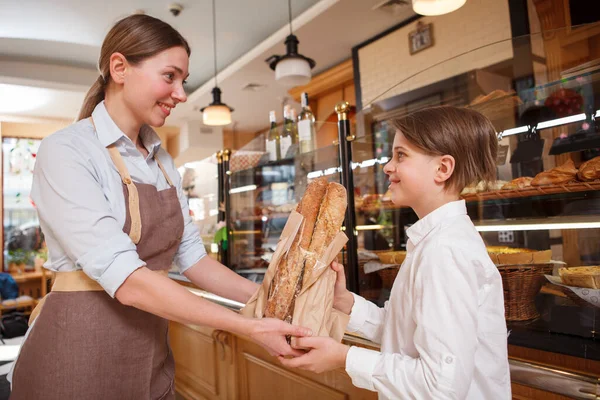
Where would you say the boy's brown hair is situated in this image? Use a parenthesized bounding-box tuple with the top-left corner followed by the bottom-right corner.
(391, 105, 498, 192)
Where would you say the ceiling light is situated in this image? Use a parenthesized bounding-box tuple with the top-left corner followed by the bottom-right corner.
(412, 0, 466, 16)
(201, 0, 233, 126)
(266, 0, 316, 87)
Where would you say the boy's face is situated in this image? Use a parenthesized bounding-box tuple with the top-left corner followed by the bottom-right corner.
(383, 130, 444, 210)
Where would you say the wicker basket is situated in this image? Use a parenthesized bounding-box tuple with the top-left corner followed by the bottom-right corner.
(498, 264, 553, 321)
(377, 266, 400, 289)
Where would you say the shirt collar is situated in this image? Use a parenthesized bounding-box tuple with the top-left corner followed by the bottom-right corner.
(91, 101, 162, 157)
(406, 200, 467, 246)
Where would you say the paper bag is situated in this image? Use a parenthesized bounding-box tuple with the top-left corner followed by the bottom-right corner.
(241, 211, 350, 347)
(241, 210, 304, 319)
(290, 232, 348, 348)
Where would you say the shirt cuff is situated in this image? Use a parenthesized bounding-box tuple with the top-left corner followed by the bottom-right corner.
(347, 293, 370, 332)
(345, 346, 380, 391)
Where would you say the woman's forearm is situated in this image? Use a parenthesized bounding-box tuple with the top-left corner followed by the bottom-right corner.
(183, 256, 259, 303)
(116, 267, 253, 336)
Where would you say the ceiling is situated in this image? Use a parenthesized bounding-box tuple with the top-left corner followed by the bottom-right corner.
(0, 0, 416, 130)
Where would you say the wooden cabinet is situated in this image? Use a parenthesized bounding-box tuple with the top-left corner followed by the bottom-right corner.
(170, 321, 377, 400)
(170, 323, 237, 400)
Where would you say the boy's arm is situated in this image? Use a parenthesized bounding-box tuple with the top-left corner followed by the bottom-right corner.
(346, 293, 388, 344)
(345, 246, 486, 399)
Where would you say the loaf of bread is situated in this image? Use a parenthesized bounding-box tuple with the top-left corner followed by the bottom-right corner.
(531, 160, 577, 187)
(303, 183, 347, 285)
(577, 156, 600, 181)
(264, 177, 328, 321)
(559, 266, 600, 289)
(501, 177, 533, 190)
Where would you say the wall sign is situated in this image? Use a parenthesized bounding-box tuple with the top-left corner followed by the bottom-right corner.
(409, 21, 434, 55)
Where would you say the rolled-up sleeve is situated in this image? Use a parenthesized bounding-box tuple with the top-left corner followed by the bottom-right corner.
(166, 154, 207, 273)
(31, 136, 145, 297)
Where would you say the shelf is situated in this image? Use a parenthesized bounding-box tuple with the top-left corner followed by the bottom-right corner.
(357, 182, 600, 213)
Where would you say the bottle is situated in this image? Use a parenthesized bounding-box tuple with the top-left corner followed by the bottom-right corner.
(280, 105, 294, 159)
(266, 111, 281, 161)
(289, 108, 299, 145)
(297, 92, 316, 153)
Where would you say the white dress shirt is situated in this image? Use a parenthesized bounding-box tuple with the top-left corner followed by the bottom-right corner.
(30, 101, 207, 297)
(345, 200, 511, 399)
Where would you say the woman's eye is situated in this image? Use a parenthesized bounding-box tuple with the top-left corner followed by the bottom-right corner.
(396, 152, 405, 159)
(165, 73, 174, 81)
(183, 79, 188, 85)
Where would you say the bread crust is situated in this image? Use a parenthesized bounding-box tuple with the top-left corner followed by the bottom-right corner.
(264, 177, 328, 320)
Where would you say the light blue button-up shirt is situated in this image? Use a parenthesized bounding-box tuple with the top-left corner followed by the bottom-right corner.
(30, 101, 206, 297)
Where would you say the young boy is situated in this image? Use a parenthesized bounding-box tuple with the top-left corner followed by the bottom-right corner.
(279, 106, 511, 399)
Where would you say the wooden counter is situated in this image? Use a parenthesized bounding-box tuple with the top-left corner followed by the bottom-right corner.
(169, 274, 600, 399)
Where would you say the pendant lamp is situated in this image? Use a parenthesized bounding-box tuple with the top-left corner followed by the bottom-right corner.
(412, 0, 466, 16)
(201, 0, 233, 126)
(265, 0, 316, 87)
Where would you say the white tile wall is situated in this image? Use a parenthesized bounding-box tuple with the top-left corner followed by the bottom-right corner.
(359, 0, 514, 106)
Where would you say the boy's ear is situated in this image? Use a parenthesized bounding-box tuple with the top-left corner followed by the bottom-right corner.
(434, 155, 455, 184)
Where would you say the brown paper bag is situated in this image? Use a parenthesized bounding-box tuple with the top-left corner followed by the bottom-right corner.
(241, 212, 350, 347)
(290, 232, 348, 348)
(241, 210, 304, 319)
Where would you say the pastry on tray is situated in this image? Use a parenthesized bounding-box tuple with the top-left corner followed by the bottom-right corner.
(531, 160, 578, 187)
(559, 266, 600, 289)
(577, 156, 600, 181)
(486, 246, 552, 265)
(501, 177, 533, 190)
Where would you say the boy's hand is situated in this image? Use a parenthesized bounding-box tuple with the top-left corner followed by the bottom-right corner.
(331, 261, 354, 314)
(277, 337, 350, 374)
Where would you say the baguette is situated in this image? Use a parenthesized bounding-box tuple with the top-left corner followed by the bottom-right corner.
(577, 156, 600, 181)
(303, 183, 347, 285)
(264, 177, 328, 321)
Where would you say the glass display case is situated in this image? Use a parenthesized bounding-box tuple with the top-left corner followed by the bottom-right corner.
(222, 26, 600, 362)
(350, 28, 600, 361)
(226, 121, 344, 283)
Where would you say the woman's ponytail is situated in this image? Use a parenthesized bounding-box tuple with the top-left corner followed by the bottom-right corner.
(77, 75, 106, 121)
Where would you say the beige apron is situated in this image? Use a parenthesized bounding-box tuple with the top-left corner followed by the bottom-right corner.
(10, 121, 185, 400)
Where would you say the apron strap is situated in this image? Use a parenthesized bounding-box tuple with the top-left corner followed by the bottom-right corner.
(106, 145, 142, 244)
(154, 156, 174, 187)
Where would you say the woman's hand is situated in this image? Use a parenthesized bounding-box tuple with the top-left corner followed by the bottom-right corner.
(278, 337, 350, 374)
(248, 318, 312, 357)
(331, 261, 354, 314)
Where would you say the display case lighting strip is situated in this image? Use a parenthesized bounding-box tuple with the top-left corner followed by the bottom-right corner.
(475, 221, 600, 232)
(499, 110, 598, 138)
(307, 157, 389, 179)
(536, 113, 586, 129)
(356, 224, 387, 231)
(229, 184, 257, 194)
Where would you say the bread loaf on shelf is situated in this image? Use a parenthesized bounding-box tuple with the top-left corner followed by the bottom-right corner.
(559, 266, 600, 289)
(264, 177, 328, 321)
(501, 177, 533, 190)
(577, 156, 600, 181)
(531, 160, 577, 187)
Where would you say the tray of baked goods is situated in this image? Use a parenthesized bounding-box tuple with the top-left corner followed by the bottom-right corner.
(461, 157, 600, 202)
(545, 267, 600, 308)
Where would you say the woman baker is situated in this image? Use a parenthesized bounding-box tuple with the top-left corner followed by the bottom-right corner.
(9, 14, 309, 400)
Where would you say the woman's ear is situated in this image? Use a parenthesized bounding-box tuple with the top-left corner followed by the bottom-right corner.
(434, 155, 455, 184)
(109, 52, 128, 85)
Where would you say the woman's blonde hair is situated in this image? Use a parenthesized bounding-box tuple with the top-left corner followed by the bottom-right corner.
(77, 14, 190, 120)
(392, 106, 498, 192)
